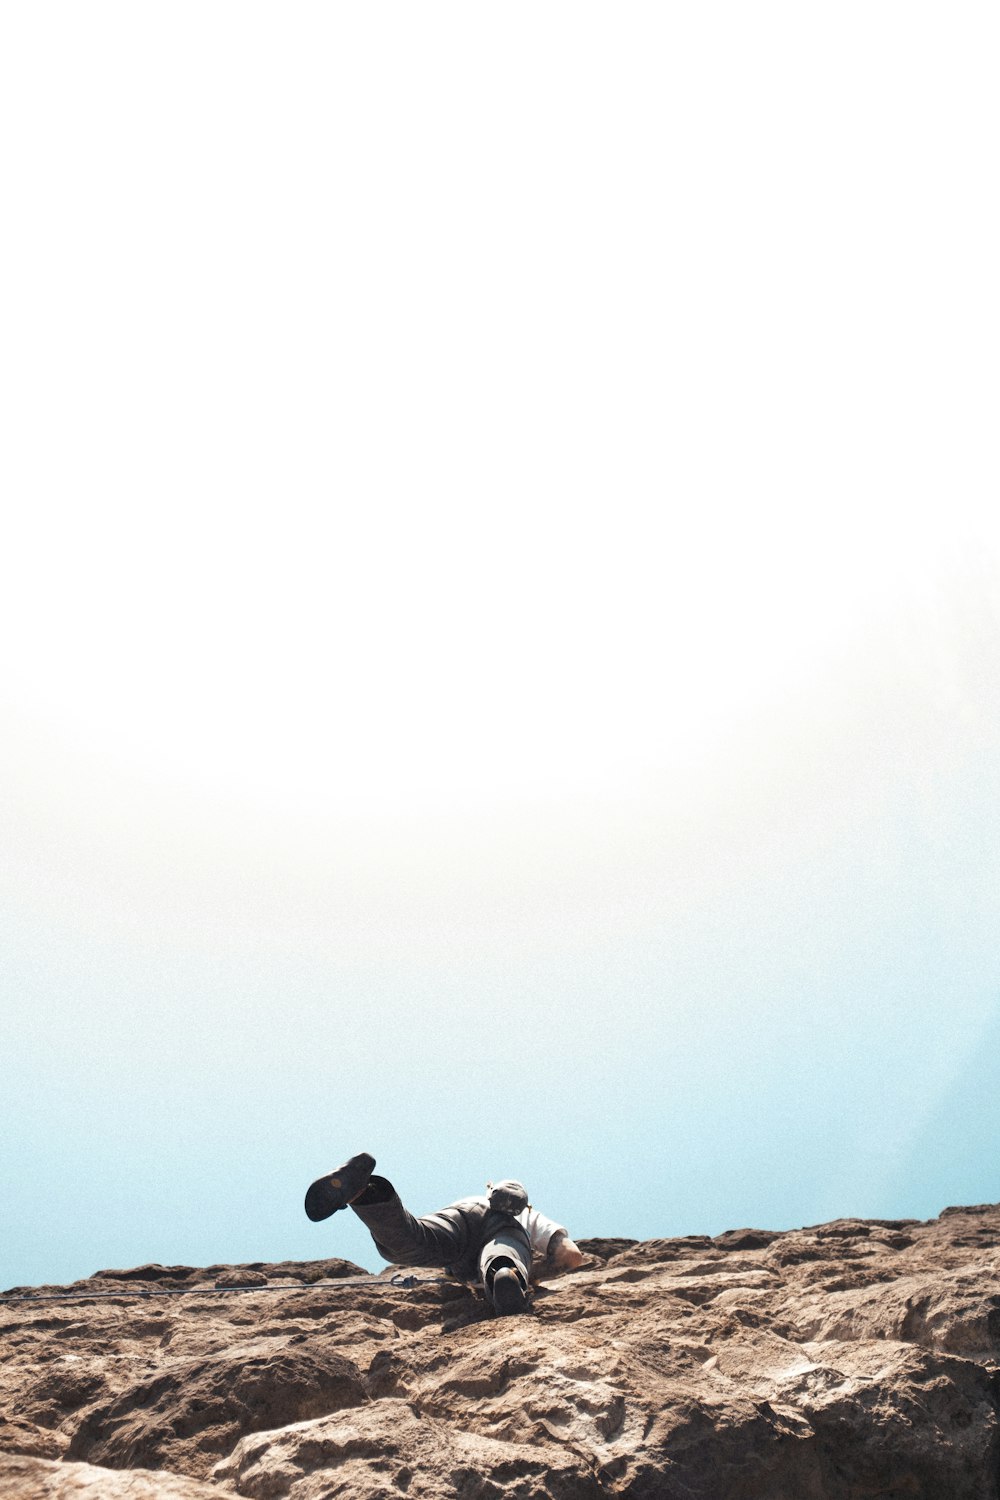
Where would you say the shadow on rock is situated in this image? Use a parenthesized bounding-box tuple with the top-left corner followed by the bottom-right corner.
(67, 1343, 367, 1479)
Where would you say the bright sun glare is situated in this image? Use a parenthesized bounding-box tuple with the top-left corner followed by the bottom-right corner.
(2, 7, 994, 816)
(5, 493, 956, 816)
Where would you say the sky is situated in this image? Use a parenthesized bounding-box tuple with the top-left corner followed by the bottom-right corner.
(2, 4, 998, 1290)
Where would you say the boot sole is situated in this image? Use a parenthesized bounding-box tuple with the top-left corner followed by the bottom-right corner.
(304, 1152, 376, 1221)
(491, 1267, 528, 1316)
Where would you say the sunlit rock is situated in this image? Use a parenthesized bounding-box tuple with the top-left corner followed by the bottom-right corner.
(2, 1211, 1000, 1497)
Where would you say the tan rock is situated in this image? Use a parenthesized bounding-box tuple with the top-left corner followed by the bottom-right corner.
(65, 1341, 368, 1478)
(2, 1209, 1000, 1497)
(0, 1452, 219, 1497)
(214, 1402, 601, 1498)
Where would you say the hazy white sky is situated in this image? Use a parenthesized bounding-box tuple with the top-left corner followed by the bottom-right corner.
(2, 4, 998, 1288)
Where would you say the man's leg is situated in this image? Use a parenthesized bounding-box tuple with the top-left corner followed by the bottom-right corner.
(304, 1154, 475, 1272)
(479, 1217, 532, 1315)
(350, 1177, 473, 1271)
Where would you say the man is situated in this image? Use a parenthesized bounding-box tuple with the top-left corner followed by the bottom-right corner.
(304, 1152, 584, 1316)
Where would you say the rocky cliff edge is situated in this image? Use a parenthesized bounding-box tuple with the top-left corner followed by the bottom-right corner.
(3, 1205, 1000, 1498)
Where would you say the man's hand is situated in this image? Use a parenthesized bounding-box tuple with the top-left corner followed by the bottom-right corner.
(547, 1231, 585, 1272)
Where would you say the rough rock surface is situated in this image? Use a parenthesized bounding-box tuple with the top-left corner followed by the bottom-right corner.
(3, 1208, 1000, 1497)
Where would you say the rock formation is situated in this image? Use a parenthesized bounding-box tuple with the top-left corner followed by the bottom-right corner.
(3, 1206, 1000, 1497)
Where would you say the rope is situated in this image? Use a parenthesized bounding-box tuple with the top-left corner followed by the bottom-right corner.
(0, 1272, 457, 1306)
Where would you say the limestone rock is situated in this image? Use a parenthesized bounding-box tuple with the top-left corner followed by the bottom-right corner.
(214, 1403, 601, 1499)
(0, 1452, 220, 1497)
(2, 1210, 1000, 1497)
(65, 1341, 368, 1478)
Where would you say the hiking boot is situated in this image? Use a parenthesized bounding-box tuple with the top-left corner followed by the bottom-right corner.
(304, 1152, 376, 1221)
(490, 1266, 528, 1316)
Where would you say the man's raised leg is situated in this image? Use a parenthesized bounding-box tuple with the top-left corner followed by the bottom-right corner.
(304, 1153, 475, 1271)
(349, 1177, 472, 1270)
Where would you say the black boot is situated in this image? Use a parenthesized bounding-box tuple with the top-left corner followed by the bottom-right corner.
(304, 1152, 376, 1221)
(490, 1264, 528, 1316)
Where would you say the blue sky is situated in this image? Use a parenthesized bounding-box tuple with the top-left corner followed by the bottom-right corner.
(2, 4, 998, 1290)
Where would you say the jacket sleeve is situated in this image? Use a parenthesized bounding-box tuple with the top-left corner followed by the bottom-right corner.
(523, 1207, 567, 1264)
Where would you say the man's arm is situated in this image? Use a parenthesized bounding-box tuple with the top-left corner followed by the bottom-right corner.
(545, 1229, 585, 1272)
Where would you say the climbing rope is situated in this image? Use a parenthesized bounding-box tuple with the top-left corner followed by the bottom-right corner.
(0, 1272, 458, 1306)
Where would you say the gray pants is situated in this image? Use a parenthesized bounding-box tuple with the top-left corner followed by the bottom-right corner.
(351, 1176, 531, 1288)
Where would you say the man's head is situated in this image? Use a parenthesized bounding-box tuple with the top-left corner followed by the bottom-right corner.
(487, 1179, 529, 1215)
